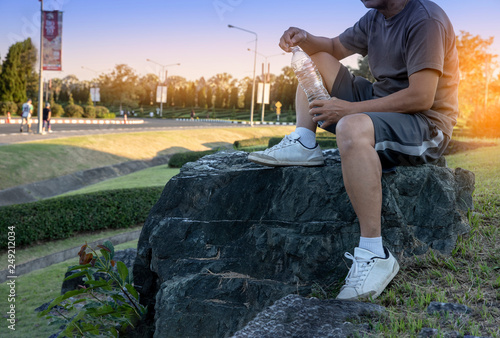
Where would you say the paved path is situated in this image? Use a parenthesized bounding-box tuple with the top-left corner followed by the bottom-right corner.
(0, 117, 253, 145)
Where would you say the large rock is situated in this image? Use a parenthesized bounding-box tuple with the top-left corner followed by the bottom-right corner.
(133, 150, 474, 337)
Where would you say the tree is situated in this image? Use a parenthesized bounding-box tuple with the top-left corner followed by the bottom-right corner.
(0, 38, 37, 103)
(456, 31, 497, 124)
(186, 82, 196, 108)
(208, 73, 233, 108)
(50, 78, 63, 101)
(137, 73, 159, 106)
(347, 55, 375, 83)
(197, 77, 207, 108)
(166, 75, 187, 108)
(240, 77, 253, 109)
(273, 66, 298, 112)
(99, 64, 139, 111)
(229, 85, 239, 109)
(60, 75, 79, 102)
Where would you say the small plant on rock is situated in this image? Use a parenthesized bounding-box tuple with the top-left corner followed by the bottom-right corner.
(38, 241, 147, 337)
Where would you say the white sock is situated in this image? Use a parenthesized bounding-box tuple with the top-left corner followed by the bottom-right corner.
(359, 236, 385, 258)
(295, 127, 316, 148)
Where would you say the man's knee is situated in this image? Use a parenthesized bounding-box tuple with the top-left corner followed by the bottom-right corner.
(336, 114, 375, 152)
(310, 52, 341, 93)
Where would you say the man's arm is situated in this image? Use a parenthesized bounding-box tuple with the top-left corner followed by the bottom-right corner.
(279, 27, 354, 60)
(309, 69, 440, 128)
(350, 69, 440, 113)
(302, 36, 354, 61)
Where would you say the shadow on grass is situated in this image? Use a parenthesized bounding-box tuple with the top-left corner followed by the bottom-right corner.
(202, 141, 233, 150)
(0, 143, 130, 190)
(156, 146, 191, 157)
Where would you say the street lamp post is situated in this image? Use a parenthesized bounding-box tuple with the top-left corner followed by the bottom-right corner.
(247, 49, 285, 123)
(37, 0, 44, 134)
(228, 24, 257, 126)
(146, 59, 180, 115)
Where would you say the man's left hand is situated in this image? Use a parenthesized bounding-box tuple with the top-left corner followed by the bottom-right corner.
(309, 97, 353, 129)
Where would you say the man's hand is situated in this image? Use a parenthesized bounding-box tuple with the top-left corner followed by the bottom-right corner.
(309, 97, 354, 129)
(279, 27, 308, 52)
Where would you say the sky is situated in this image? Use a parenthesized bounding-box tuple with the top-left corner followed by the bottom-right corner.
(0, 0, 499, 83)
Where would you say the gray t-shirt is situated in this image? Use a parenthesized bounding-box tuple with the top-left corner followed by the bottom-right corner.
(339, 0, 459, 137)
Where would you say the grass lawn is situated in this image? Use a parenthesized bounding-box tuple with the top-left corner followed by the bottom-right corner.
(0, 226, 142, 271)
(0, 126, 294, 190)
(364, 142, 500, 336)
(0, 240, 138, 338)
(1, 139, 498, 337)
(60, 164, 180, 197)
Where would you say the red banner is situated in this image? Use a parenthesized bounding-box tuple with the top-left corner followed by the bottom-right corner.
(43, 11, 63, 71)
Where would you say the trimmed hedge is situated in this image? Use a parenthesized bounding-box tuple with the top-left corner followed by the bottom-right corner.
(268, 137, 337, 149)
(0, 187, 163, 249)
(83, 105, 96, 118)
(168, 150, 218, 168)
(0, 101, 18, 115)
(50, 103, 64, 117)
(64, 104, 84, 117)
(233, 136, 277, 149)
(238, 145, 268, 153)
(95, 106, 115, 119)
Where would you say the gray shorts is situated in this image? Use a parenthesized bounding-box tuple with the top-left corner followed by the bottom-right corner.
(323, 65, 449, 169)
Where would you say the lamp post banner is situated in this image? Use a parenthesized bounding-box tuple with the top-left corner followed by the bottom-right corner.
(43, 11, 63, 71)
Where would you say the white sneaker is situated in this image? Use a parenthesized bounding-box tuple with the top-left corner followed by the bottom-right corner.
(248, 132, 324, 167)
(336, 247, 399, 301)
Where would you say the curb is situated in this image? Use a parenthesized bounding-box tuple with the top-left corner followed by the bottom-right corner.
(0, 118, 144, 125)
(175, 118, 295, 125)
(0, 229, 141, 283)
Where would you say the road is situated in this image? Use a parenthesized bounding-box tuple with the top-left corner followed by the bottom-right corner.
(0, 117, 252, 145)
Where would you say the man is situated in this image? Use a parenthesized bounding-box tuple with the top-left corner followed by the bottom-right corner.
(20, 98, 33, 133)
(42, 102, 52, 134)
(248, 0, 459, 300)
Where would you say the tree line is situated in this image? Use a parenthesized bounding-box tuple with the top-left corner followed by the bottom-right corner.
(0, 38, 299, 119)
(0, 32, 499, 136)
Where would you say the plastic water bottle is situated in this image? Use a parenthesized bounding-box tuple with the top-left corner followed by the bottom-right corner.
(291, 46, 330, 126)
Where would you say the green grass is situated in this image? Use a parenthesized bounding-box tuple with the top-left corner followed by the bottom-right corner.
(0, 240, 138, 338)
(60, 165, 179, 197)
(2, 138, 499, 337)
(343, 142, 500, 337)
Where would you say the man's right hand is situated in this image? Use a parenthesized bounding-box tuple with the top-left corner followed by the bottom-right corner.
(279, 27, 308, 52)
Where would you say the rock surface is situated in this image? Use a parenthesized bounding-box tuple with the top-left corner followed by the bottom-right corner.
(232, 294, 385, 337)
(427, 301, 473, 315)
(133, 150, 474, 337)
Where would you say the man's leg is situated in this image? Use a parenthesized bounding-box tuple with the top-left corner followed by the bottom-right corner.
(335, 114, 399, 301)
(295, 52, 342, 134)
(248, 52, 342, 166)
(335, 114, 382, 238)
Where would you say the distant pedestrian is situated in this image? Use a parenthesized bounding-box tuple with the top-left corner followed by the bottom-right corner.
(42, 102, 52, 134)
(190, 109, 195, 120)
(20, 98, 33, 133)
